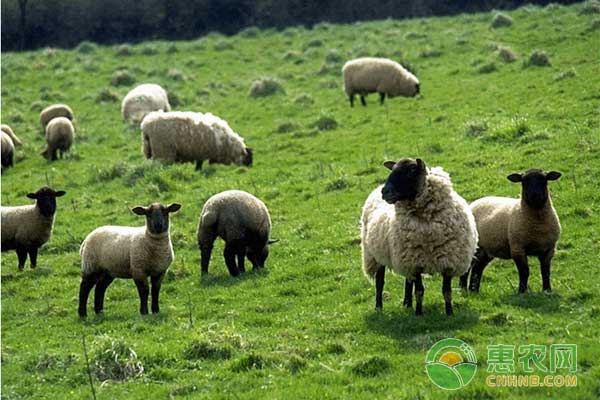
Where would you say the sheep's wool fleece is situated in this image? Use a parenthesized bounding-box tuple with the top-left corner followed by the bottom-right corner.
(141, 111, 247, 165)
(121, 84, 171, 124)
(343, 57, 419, 98)
(1, 131, 15, 160)
(198, 190, 271, 242)
(40, 104, 73, 127)
(361, 167, 477, 280)
(1, 205, 55, 248)
(80, 226, 174, 280)
(46, 117, 74, 145)
(1, 124, 22, 146)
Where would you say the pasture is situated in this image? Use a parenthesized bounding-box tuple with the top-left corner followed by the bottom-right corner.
(1, 2, 599, 399)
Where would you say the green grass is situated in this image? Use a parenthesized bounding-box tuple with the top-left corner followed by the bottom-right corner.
(2, 3, 599, 399)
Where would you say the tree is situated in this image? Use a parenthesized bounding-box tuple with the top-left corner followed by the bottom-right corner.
(17, 0, 29, 49)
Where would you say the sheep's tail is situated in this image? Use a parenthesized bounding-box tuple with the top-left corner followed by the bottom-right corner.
(142, 132, 152, 159)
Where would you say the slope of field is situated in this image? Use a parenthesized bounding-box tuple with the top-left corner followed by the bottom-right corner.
(1, 3, 599, 399)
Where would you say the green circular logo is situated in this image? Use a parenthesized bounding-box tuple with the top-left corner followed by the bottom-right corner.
(425, 338, 477, 390)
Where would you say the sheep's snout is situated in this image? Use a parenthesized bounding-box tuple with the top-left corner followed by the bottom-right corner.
(414, 83, 420, 96)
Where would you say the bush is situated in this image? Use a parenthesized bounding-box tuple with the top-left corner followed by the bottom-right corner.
(111, 70, 135, 86)
(249, 78, 284, 97)
(497, 46, 517, 63)
(90, 336, 144, 382)
(526, 50, 551, 67)
(115, 44, 133, 57)
(491, 13, 513, 28)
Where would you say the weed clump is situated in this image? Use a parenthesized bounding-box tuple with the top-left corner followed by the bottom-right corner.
(166, 44, 178, 54)
(115, 44, 133, 57)
(325, 48, 343, 63)
(167, 68, 185, 81)
(111, 69, 135, 86)
(464, 119, 489, 137)
(555, 68, 577, 81)
(90, 336, 144, 382)
(420, 47, 443, 58)
(95, 88, 119, 103)
(140, 44, 159, 55)
(324, 343, 346, 355)
(526, 50, 551, 67)
(305, 38, 323, 48)
(183, 340, 232, 360)
(477, 62, 497, 74)
(286, 354, 308, 373)
(230, 353, 265, 372)
(312, 115, 337, 131)
(240, 26, 259, 37)
(580, 1, 600, 15)
(275, 122, 300, 134)
(76, 41, 96, 54)
(326, 177, 350, 191)
(214, 40, 233, 51)
(294, 93, 314, 105)
(350, 356, 390, 377)
(249, 78, 284, 97)
(491, 13, 513, 28)
(497, 46, 517, 63)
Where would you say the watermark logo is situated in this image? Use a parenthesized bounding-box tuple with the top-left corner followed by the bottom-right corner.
(425, 338, 478, 390)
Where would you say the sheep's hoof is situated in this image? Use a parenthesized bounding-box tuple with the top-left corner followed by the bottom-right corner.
(403, 300, 412, 308)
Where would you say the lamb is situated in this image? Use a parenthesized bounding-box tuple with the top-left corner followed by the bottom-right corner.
(39, 103, 74, 129)
(78, 202, 181, 317)
(121, 83, 171, 125)
(1, 124, 23, 146)
(197, 190, 276, 277)
(1, 131, 15, 172)
(460, 169, 561, 294)
(342, 57, 420, 107)
(361, 158, 477, 316)
(1, 187, 66, 270)
(141, 111, 253, 170)
(42, 117, 74, 161)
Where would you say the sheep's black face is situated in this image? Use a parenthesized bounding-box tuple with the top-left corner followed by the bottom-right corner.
(242, 147, 253, 167)
(381, 158, 427, 203)
(508, 169, 561, 209)
(413, 82, 420, 97)
(27, 187, 66, 217)
(248, 246, 269, 268)
(133, 203, 182, 235)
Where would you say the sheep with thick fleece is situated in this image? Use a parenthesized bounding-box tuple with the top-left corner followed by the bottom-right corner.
(42, 117, 74, 161)
(460, 169, 561, 294)
(361, 158, 477, 316)
(197, 190, 275, 277)
(342, 57, 420, 107)
(78, 202, 181, 317)
(121, 83, 171, 124)
(1, 131, 15, 172)
(141, 111, 253, 170)
(39, 104, 74, 128)
(1, 124, 23, 146)
(1, 187, 66, 270)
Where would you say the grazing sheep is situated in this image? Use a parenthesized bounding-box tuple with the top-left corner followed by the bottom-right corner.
(42, 117, 74, 161)
(39, 103, 74, 129)
(342, 57, 420, 107)
(141, 111, 253, 170)
(121, 83, 171, 125)
(361, 158, 477, 316)
(78, 202, 181, 317)
(460, 169, 561, 294)
(1, 187, 66, 270)
(197, 190, 276, 277)
(1, 124, 23, 146)
(1, 131, 15, 172)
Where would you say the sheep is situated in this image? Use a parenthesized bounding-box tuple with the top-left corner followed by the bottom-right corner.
(121, 83, 171, 125)
(460, 169, 561, 294)
(197, 190, 276, 277)
(1, 187, 66, 270)
(1, 124, 23, 146)
(361, 158, 477, 316)
(78, 202, 181, 317)
(1, 131, 15, 172)
(141, 111, 253, 170)
(342, 57, 420, 107)
(39, 103, 74, 129)
(42, 117, 74, 161)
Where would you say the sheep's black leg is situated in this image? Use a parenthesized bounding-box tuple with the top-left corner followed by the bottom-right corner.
(403, 278, 413, 308)
(414, 273, 425, 316)
(379, 92, 385, 105)
(51, 149, 58, 161)
(16, 246, 28, 270)
(443, 274, 453, 316)
(134, 278, 150, 315)
(195, 160, 203, 171)
(469, 250, 493, 292)
(94, 273, 114, 314)
(223, 242, 241, 277)
(199, 234, 216, 275)
(512, 254, 529, 294)
(28, 246, 38, 269)
(539, 249, 554, 292)
(349, 94, 355, 107)
(360, 95, 367, 106)
(375, 265, 385, 310)
(459, 270, 469, 290)
(237, 248, 246, 273)
(151, 272, 165, 313)
(78, 273, 98, 317)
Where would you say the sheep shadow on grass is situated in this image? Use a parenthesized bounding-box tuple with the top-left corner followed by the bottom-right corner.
(1, 266, 53, 283)
(199, 268, 268, 288)
(499, 291, 561, 314)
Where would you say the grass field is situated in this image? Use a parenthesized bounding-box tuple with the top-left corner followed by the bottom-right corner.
(1, 2, 599, 399)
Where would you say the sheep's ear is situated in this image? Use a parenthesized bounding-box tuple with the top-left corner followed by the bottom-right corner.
(416, 158, 426, 171)
(132, 206, 147, 216)
(507, 173, 523, 183)
(383, 160, 396, 170)
(54, 190, 66, 197)
(268, 239, 280, 245)
(167, 203, 182, 213)
(26, 192, 37, 199)
(546, 171, 561, 181)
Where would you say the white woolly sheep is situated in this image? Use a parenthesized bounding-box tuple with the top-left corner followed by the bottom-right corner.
(1, 187, 66, 270)
(1, 131, 15, 172)
(361, 158, 477, 316)
(141, 111, 253, 170)
(42, 117, 74, 161)
(197, 190, 276, 277)
(342, 57, 420, 107)
(78, 202, 181, 317)
(460, 169, 561, 294)
(39, 103, 74, 129)
(1, 124, 23, 146)
(121, 83, 171, 125)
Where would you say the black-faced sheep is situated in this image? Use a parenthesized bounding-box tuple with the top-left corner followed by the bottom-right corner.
(39, 104, 74, 129)
(197, 190, 275, 277)
(361, 158, 477, 316)
(460, 169, 562, 294)
(1, 187, 66, 270)
(342, 57, 420, 107)
(121, 83, 171, 125)
(78, 203, 181, 317)
(42, 117, 74, 161)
